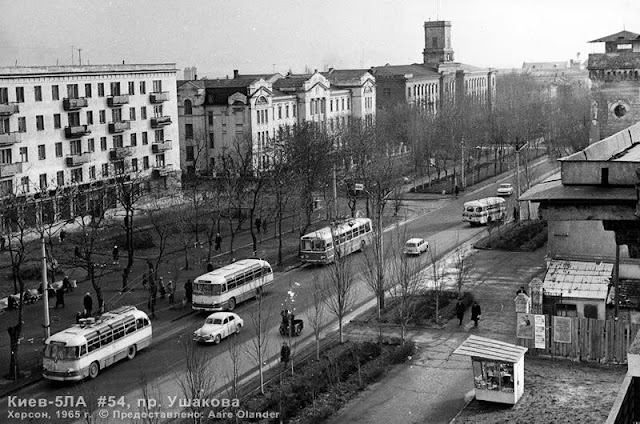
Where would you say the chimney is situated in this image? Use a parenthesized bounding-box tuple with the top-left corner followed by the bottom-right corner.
(233, 69, 239, 79)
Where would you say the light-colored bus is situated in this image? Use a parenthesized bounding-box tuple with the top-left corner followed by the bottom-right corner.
(192, 259, 273, 312)
(462, 197, 507, 225)
(300, 217, 373, 264)
(43, 306, 152, 381)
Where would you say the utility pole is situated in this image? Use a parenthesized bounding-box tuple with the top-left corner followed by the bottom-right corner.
(41, 236, 50, 340)
(78, 48, 82, 66)
(332, 165, 338, 219)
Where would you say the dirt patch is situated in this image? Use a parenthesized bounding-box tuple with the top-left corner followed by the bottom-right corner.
(453, 356, 627, 423)
(474, 221, 547, 252)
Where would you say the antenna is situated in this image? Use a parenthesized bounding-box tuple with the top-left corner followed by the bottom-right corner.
(78, 48, 82, 66)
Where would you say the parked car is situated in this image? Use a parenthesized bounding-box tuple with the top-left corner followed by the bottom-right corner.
(497, 183, 514, 196)
(193, 312, 243, 344)
(403, 238, 429, 255)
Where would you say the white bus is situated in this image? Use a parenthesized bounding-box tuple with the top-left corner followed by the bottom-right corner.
(43, 305, 152, 381)
(300, 217, 373, 264)
(192, 259, 273, 312)
(463, 197, 507, 225)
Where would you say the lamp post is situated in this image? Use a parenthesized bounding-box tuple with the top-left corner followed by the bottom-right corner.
(41, 236, 50, 340)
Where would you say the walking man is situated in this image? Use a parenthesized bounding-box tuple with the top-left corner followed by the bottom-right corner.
(280, 342, 291, 365)
(455, 299, 465, 326)
(149, 280, 157, 318)
(215, 232, 222, 251)
(59, 229, 66, 243)
(184, 279, 193, 303)
(471, 301, 482, 327)
(112, 245, 119, 265)
(55, 285, 65, 308)
(83, 292, 93, 317)
(255, 217, 262, 233)
(167, 280, 175, 304)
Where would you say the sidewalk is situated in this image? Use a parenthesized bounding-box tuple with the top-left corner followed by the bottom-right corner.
(327, 247, 548, 424)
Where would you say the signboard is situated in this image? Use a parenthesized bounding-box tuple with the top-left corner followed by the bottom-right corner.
(553, 316, 572, 344)
(534, 314, 546, 349)
(516, 313, 534, 339)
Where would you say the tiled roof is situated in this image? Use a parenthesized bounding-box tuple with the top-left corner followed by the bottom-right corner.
(273, 76, 312, 90)
(589, 30, 640, 43)
(543, 260, 612, 299)
(453, 335, 527, 362)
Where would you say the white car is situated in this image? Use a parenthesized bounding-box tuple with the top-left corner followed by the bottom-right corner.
(497, 183, 514, 196)
(403, 238, 429, 255)
(193, 312, 243, 344)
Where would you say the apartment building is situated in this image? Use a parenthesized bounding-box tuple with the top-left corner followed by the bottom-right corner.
(177, 69, 375, 175)
(0, 63, 179, 218)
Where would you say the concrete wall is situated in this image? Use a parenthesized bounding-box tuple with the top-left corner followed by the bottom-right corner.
(592, 79, 640, 140)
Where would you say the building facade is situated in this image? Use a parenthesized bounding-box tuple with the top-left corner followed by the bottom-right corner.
(0, 63, 180, 217)
(588, 30, 640, 142)
(177, 69, 375, 174)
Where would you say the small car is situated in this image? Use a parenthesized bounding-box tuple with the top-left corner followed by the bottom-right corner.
(403, 238, 429, 255)
(497, 183, 514, 196)
(193, 312, 243, 344)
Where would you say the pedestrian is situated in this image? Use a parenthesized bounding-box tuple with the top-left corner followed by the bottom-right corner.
(255, 217, 262, 233)
(215, 232, 222, 251)
(207, 262, 214, 272)
(0, 235, 5, 251)
(262, 220, 267, 235)
(55, 285, 65, 308)
(471, 301, 482, 327)
(83, 292, 93, 317)
(62, 275, 72, 292)
(59, 229, 66, 243)
(280, 341, 291, 364)
(454, 185, 460, 198)
(149, 280, 157, 318)
(112, 245, 119, 265)
(455, 299, 465, 326)
(167, 280, 175, 304)
(184, 279, 193, 303)
(74, 245, 82, 259)
(513, 207, 519, 222)
(158, 277, 166, 299)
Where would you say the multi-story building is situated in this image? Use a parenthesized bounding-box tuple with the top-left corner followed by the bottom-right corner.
(0, 63, 180, 218)
(587, 30, 640, 142)
(371, 20, 496, 112)
(177, 69, 375, 174)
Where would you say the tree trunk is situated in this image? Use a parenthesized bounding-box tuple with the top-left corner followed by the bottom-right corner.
(7, 321, 22, 380)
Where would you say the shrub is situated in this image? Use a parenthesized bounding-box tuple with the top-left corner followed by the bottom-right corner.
(114, 229, 155, 250)
(387, 343, 416, 364)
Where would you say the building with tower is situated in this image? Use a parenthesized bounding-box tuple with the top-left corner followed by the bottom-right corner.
(587, 30, 640, 142)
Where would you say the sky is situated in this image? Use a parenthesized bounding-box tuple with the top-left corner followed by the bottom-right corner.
(1, 0, 638, 78)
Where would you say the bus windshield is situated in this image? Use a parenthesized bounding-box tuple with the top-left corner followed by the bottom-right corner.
(194, 282, 224, 296)
(44, 343, 79, 360)
(301, 238, 325, 251)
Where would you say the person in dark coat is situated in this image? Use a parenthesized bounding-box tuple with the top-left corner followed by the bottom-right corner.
(214, 233, 222, 251)
(255, 217, 262, 233)
(280, 342, 291, 364)
(59, 229, 66, 243)
(112, 245, 119, 265)
(75, 245, 82, 259)
(62, 275, 72, 292)
(455, 300, 465, 326)
(55, 286, 65, 308)
(83, 292, 93, 317)
(471, 301, 482, 327)
(207, 262, 214, 272)
(184, 279, 193, 303)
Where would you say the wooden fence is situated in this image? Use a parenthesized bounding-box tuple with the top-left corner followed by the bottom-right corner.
(517, 315, 640, 364)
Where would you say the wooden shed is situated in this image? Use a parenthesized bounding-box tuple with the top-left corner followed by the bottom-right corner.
(453, 335, 528, 404)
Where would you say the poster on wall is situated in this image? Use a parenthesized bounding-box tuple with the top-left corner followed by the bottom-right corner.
(553, 316, 572, 343)
(516, 313, 535, 339)
(534, 314, 546, 349)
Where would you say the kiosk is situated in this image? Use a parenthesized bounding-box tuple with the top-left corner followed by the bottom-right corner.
(453, 335, 528, 404)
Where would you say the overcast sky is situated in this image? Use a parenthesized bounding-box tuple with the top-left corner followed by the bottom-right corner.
(1, 0, 638, 78)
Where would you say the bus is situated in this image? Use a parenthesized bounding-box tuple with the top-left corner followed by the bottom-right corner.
(42, 305, 152, 381)
(300, 217, 373, 264)
(192, 259, 273, 312)
(462, 197, 506, 225)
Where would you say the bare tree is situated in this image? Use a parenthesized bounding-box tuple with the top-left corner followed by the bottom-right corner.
(178, 340, 218, 423)
(452, 240, 474, 297)
(427, 243, 446, 325)
(305, 275, 327, 360)
(144, 195, 173, 279)
(137, 371, 162, 424)
(323, 236, 357, 343)
(246, 283, 273, 394)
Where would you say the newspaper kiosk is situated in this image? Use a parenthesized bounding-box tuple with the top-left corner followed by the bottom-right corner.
(453, 335, 528, 404)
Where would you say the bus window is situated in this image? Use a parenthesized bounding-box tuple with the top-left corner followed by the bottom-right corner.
(80, 345, 87, 357)
(136, 318, 145, 329)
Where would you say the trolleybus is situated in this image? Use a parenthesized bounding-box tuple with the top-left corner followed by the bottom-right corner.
(462, 197, 506, 225)
(300, 217, 373, 264)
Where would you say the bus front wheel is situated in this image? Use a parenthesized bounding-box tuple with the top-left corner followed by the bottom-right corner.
(228, 297, 236, 311)
(88, 362, 100, 380)
(127, 345, 137, 360)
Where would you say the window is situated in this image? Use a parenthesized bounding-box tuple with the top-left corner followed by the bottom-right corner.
(0, 88, 7, 104)
(18, 117, 26, 133)
(209, 132, 214, 148)
(71, 168, 83, 183)
(293, 104, 296, 117)
(0, 117, 8, 134)
(39, 174, 47, 190)
(16, 87, 24, 103)
(99, 110, 106, 124)
(97, 83, 105, 97)
(130, 133, 137, 146)
(185, 123, 193, 139)
(0, 148, 11, 163)
(19, 146, 28, 162)
(112, 108, 122, 122)
(110, 82, 121, 96)
(85, 83, 92, 98)
(128, 81, 135, 95)
(52, 85, 59, 101)
(87, 138, 95, 152)
(86, 111, 93, 125)
(141, 106, 147, 120)
(152, 80, 162, 92)
(131, 158, 138, 172)
(34, 86, 42, 102)
(129, 107, 136, 121)
(67, 84, 79, 99)
(36, 115, 44, 131)
(186, 145, 194, 161)
(54, 114, 61, 129)
(139, 81, 146, 94)
(56, 170, 64, 186)
(208, 111, 214, 125)
(55, 142, 63, 157)
(142, 132, 148, 145)
(70, 139, 81, 155)
(184, 99, 192, 115)
(154, 129, 164, 142)
(100, 137, 107, 151)
(89, 165, 96, 180)
(20, 176, 29, 192)
(143, 156, 149, 170)
(113, 135, 123, 148)
(101, 163, 109, 177)
(38, 145, 46, 160)
(153, 105, 163, 117)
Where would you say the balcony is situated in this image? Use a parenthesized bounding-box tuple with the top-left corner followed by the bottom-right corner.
(0, 162, 23, 178)
(63, 97, 88, 111)
(64, 125, 91, 139)
(109, 146, 132, 161)
(0, 132, 22, 146)
(0, 103, 19, 116)
(152, 164, 172, 178)
(108, 121, 131, 134)
(65, 153, 90, 167)
(107, 95, 130, 107)
(151, 140, 172, 153)
(149, 92, 169, 103)
(150, 116, 172, 128)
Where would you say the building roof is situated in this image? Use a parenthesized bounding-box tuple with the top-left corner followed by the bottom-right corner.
(589, 30, 640, 43)
(321, 68, 372, 86)
(453, 335, 528, 363)
(370, 63, 440, 79)
(522, 62, 569, 70)
(0, 63, 177, 77)
(273, 75, 313, 90)
(520, 176, 636, 202)
(587, 53, 640, 70)
(542, 260, 612, 299)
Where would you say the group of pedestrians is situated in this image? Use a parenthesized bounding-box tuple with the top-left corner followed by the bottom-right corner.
(455, 299, 482, 327)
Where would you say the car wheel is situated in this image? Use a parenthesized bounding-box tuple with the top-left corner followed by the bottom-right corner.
(228, 297, 236, 311)
(235, 325, 241, 335)
(88, 362, 100, 380)
(214, 335, 221, 345)
(126, 345, 136, 360)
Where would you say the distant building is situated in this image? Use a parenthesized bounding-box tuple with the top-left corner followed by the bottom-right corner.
(520, 56, 590, 100)
(0, 64, 180, 224)
(183, 67, 198, 81)
(370, 20, 497, 112)
(587, 30, 640, 142)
